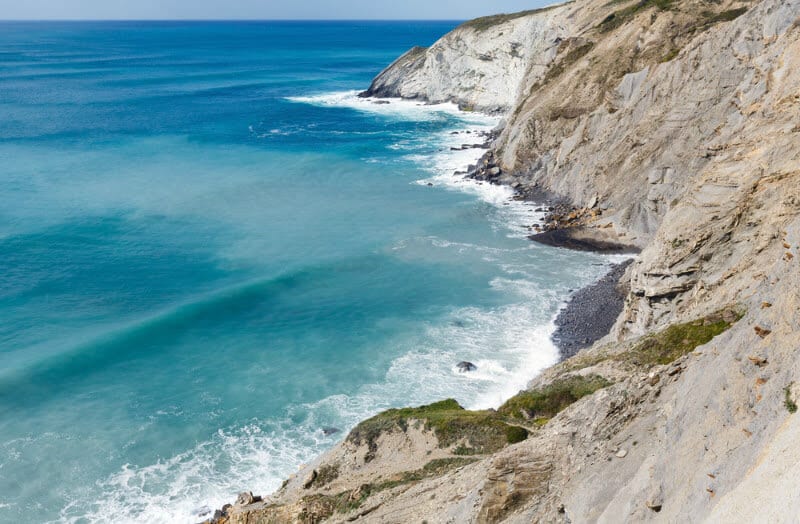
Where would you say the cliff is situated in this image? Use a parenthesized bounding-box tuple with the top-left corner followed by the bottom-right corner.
(209, 0, 800, 521)
(360, 6, 569, 113)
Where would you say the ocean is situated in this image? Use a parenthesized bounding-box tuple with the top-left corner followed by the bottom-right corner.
(0, 21, 618, 523)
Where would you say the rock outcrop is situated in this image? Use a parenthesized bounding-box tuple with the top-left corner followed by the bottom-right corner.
(207, 0, 800, 521)
(361, 7, 570, 113)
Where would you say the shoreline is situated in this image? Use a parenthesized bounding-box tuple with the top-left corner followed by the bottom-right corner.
(551, 259, 633, 360)
(459, 129, 638, 361)
(202, 100, 640, 524)
(207, 2, 800, 519)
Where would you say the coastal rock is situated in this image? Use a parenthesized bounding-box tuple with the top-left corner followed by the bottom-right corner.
(208, 0, 800, 522)
(456, 361, 477, 373)
(360, 10, 568, 112)
(302, 470, 317, 489)
(234, 492, 258, 506)
(552, 260, 632, 359)
(322, 426, 341, 436)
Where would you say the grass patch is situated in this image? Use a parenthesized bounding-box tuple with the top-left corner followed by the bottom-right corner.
(543, 40, 595, 84)
(598, 0, 678, 33)
(459, 3, 570, 32)
(498, 375, 612, 420)
(347, 399, 527, 461)
(314, 463, 340, 487)
(533, 417, 551, 427)
(701, 7, 748, 24)
(298, 491, 367, 521)
(785, 383, 798, 414)
(505, 425, 530, 444)
(661, 48, 681, 62)
(618, 309, 742, 367)
(599, 1, 747, 35)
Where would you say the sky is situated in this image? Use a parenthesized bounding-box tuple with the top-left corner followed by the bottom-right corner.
(0, 0, 552, 20)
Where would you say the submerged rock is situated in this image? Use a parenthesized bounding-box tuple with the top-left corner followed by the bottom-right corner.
(456, 361, 477, 373)
(322, 427, 341, 436)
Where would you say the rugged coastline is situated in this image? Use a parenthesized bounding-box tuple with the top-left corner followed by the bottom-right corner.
(204, 0, 800, 520)
(464, 141, 638, 361)
(552, 259, 633, 360)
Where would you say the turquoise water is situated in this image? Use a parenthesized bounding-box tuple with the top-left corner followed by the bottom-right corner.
(0, 22, 617, 523)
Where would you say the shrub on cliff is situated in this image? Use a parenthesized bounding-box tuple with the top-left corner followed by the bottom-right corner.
(347, 399, 528, 461)
(498, 374, 612, 421)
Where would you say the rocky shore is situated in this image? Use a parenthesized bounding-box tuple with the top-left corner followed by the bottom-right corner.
(203, 0, 800, 520)
(462, 140, 638, 360)
(552, 260, 633, 359)
(461, 133, 638, 362)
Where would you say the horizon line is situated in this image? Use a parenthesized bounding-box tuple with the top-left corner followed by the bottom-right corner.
(0, 18, 467, 22)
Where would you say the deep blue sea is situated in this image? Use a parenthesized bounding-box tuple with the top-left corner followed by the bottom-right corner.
(0, 21, 618, 523)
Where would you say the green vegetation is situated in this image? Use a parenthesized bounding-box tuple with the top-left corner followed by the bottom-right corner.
(459, 3, 571, 32)
(347, 399, 527, 461)
(297, 492, 363, 521)
(661, 48, 681, 62)
(314, 463, 340, 487)
(544, 41, 595, 84)
(670, 237, 686, 248)
(498, 375, 612, 420)
(598, 0, 677, 33)
(505, 425, 530, 444)
(785, 383, 798, 414)
(598, 0, 748, 35)
(618, 310, 742, 367)
(701, 7, 748, 24)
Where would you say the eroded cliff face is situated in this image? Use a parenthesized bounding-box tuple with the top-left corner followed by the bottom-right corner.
(482, 0, 800, 338)
(209, 0, 800, 522)
(361, 7, 571, 113)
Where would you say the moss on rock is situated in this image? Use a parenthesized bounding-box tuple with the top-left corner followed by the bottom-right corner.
(619, 309, 742, 367)
(347, 399, 527, 460)
(498, 375, 613, 420)
(313, 464, 340, 488)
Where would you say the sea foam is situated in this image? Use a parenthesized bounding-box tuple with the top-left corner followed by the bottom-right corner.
(75, 91, 615, 524)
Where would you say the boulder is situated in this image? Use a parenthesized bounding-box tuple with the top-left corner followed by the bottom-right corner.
(235, 492, 257, 506)
(322, 427, 341, 436)
(456, 361, 477, 373)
